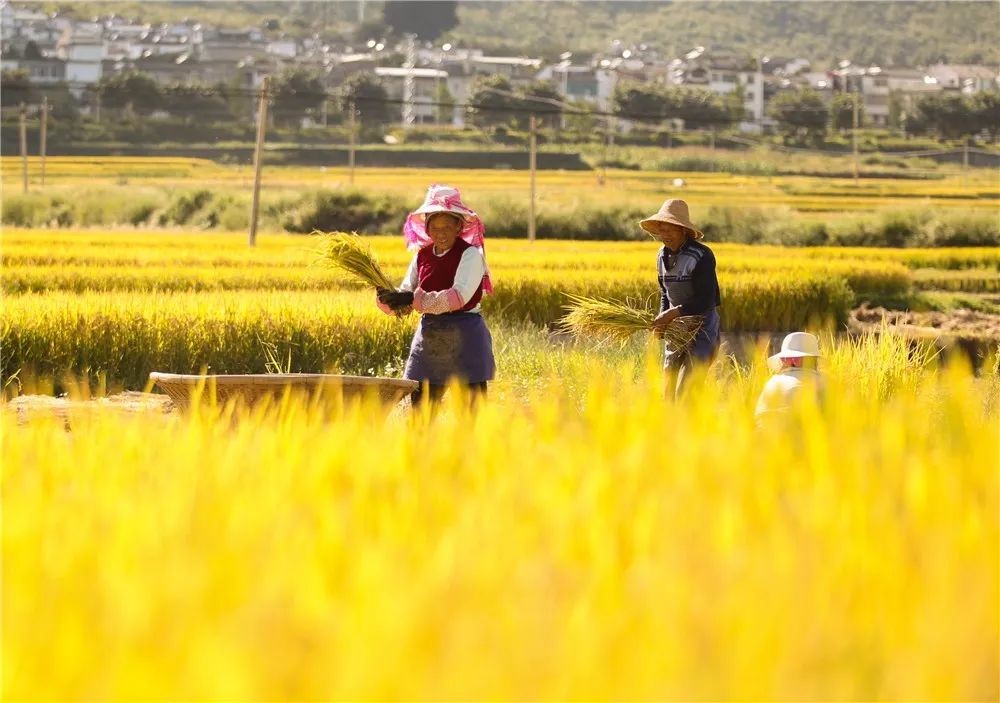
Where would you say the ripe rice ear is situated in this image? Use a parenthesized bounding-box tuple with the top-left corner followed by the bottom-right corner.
(316, 231, 395, 291)
(558, 294, 703, 348)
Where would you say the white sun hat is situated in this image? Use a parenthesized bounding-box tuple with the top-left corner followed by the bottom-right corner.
(768, 332, 821, 372)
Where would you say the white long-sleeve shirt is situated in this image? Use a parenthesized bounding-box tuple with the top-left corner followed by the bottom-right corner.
(398, 245, 486, 314)
(754, 367, 824, 425)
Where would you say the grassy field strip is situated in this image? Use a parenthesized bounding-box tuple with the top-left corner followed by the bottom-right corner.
(2, 159, 997, 214)
(4, 229, 999, 268)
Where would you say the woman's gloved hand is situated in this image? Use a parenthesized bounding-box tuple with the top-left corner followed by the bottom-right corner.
(378, 289, 415, 310)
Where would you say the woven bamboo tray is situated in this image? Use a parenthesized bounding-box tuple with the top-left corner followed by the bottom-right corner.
(149, 373, 418, 412)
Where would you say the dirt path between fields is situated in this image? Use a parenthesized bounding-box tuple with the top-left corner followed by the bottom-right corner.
(850, 303, 1000, 340)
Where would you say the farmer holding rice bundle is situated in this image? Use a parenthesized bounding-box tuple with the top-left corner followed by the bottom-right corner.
(376, 185, 496, 406)
(641, 199, 722, 399)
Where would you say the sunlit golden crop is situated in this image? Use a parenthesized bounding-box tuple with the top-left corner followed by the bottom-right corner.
(3, 343, 997, 700)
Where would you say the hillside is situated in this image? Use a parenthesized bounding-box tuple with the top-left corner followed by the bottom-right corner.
(39, 1, 999, 67)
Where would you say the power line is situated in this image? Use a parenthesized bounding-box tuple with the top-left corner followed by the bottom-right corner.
(5, 79, 847, 123)
(6, 80, 995, 159)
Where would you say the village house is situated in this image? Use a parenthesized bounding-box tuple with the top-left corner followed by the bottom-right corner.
(927, 63, 1000, 94)
(2, 0, 996, 136)
(375, 66, 449, 124)
(56, 24, 103, 89)
(669, 47, 765, 132)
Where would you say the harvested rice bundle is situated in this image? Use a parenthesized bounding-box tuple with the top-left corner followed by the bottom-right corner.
(316, 231, 395, 291)
(559, 293, 703, 348)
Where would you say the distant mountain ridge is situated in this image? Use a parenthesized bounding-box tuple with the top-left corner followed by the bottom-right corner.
(41, 1, 999, 68)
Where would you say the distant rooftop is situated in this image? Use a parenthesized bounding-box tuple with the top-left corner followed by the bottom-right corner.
(376, 67, 447, 79)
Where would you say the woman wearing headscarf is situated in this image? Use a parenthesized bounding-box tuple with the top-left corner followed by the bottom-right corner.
(377, 184, 496, 407)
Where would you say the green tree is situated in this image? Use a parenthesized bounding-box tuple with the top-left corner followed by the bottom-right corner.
(830, 92, 864, 132)
(767, 88, 829, 144)
(971, 91, 1000, 141)
(1, 69, 35, 107)
(466, 74, 518, 128)
(40, 82, 80, 121)
(354, 18, 389, 44)
(433, 80, 455, 125)
(98, 71, 163, 116)
(164, 83, 232, 122)
(563, 98, 598, 136)
(339, 72, 391, 127)
(517, 80, 563, 129)
(911, 93, 979, 140)
(270, 67, 326, 127)
(888, 91, 906, 130)
(383, 0, 457, 40)
(665, 87, 741, 129)
(611, 81, 667, 124)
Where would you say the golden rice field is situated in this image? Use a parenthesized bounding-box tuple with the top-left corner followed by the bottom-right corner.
(3, 156, 999, 214)
(4, 339, 998, 700)
(2, 161, 999, 700)
(3, 228, 998, 390)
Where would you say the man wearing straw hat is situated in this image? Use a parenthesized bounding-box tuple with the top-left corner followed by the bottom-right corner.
(640, 198, 722, 399)
(755, 332, 824, 425)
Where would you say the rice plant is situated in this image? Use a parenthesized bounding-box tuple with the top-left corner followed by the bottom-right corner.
(558, 293, 703, 349)
(315, 231, 396, 291)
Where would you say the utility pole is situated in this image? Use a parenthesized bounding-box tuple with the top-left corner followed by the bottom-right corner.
(19, 103, 28, 193)
(39, 96, 48, 187)
(962, 140, 969, 184)
(599, 116, 608, 186)
(528, 114, 537, 242)
(852, 89, 860, 186)
(402, 33, 417, 127)
(348, 99, 356, 185)
(248, 77, 269, 247)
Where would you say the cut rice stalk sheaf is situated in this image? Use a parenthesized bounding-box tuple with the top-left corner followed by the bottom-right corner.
(559, 293, 703, 348)
(316, 231, 395, 291)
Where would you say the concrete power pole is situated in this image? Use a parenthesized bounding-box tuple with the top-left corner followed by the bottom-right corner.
(40, 96, 48, 187)
(852, 89, 860, 186)
(248, 77, 270, 247)
(19, 103, 28, 193)
(528, 114, 537, 242)
(402, 33, 416, 127)
(348, 99, 357, 185)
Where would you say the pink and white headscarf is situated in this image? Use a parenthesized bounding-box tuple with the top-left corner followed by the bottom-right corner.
(403, 184, 492, 294)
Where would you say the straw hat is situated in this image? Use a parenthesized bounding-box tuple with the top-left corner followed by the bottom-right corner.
(768, 332, 821, 372)
(639, 199, 704, 240)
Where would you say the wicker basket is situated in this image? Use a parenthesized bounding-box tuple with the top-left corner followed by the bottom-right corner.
(149, 372, 418, 412)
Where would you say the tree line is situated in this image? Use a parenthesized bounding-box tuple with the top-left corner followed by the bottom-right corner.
(3, 65, 998, 145)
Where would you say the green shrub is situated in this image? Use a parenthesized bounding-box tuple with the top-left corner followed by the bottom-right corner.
(157, 189, 214, 226)
(1, 193, 51, 227)
(918, 212, 1000, 247)
(280, 190, 409, 234)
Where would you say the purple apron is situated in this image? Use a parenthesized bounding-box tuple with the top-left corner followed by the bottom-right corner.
(404, 312, 496, 385)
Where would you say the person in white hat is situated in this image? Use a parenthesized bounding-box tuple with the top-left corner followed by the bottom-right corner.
(754, 332, 824, 424)
(640, 198, 722, 399)
(376, 184, 495, 407)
